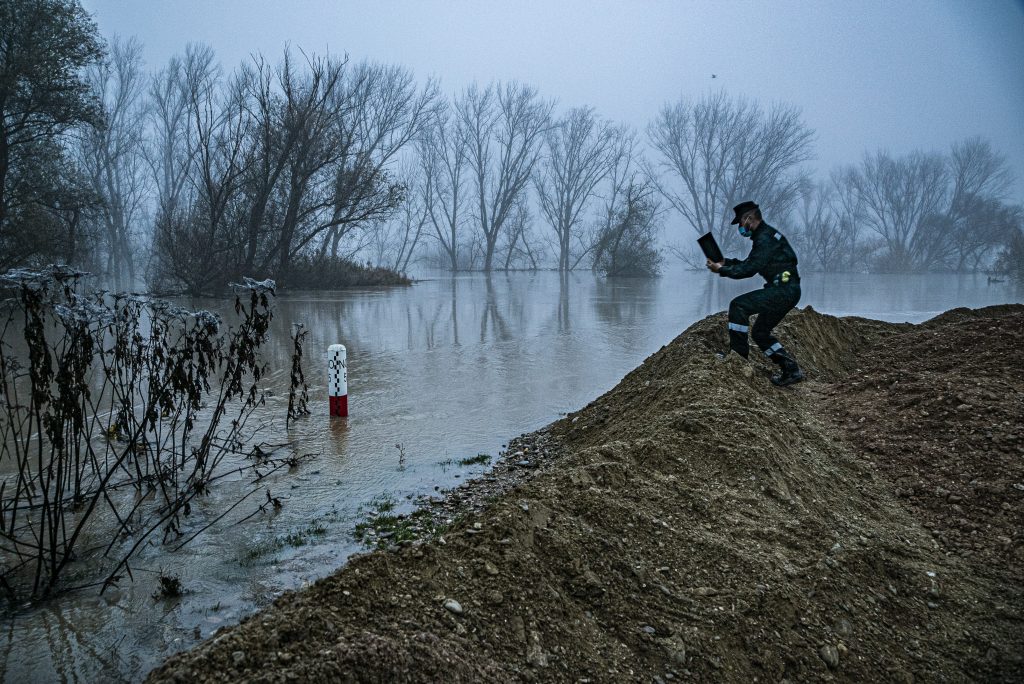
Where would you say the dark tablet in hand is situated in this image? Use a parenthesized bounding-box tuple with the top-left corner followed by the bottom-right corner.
(697, 232, 724, 263)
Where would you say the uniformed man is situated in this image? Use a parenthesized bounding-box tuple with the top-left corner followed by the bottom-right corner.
(706, 201, 805, 386)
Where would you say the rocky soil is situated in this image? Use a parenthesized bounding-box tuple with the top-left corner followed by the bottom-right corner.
(147, 305, 1024, 683)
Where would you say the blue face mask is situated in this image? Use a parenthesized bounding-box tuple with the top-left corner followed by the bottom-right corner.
(738, 225, 752, 238)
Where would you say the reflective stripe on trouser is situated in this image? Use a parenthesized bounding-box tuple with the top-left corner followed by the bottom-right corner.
(727, 284, 800, 358)
(764, 342, 783, 357)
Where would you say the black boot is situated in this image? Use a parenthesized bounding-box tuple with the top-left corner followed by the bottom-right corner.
(769, 349, 805, 386)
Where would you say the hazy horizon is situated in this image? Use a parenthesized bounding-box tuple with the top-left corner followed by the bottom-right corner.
(79, 0, 1024, 205)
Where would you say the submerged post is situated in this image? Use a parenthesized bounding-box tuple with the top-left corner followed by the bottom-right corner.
(328, 344, 348, 417)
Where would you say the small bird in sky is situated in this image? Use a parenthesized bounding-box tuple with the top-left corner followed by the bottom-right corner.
(711, 74, 717, 78)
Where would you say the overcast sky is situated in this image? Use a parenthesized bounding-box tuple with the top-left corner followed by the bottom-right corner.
(80, 0, 1024, 203)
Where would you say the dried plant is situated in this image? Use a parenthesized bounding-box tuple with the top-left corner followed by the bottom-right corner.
(0, 267, 300, 599)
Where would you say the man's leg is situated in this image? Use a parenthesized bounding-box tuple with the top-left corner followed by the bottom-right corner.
(728, 290, 773, 358)
(751, 290, 804, 385)
(750, 297, 790, 354)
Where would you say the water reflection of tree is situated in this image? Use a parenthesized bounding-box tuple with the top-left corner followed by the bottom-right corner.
(450, 278, 461, 347)
(557, 272, 571, 334)
(480, 275, 513, 344)
(416, 278, 460, 350)
(592, 276, 656, 327)
(17, 601, 127, 682)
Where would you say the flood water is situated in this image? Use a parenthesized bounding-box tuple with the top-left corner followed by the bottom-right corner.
(2, 266, 1021, 682)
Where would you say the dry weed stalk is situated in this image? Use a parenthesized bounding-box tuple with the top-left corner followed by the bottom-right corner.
(0, 267, 301, 600)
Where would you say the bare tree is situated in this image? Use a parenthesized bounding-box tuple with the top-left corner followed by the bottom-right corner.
(949, 136, 1013, 204)
(648, 92, 814, 253)
(499, 196, 538, 270)
(151, 44, 250, 294)
(947, 137, 1016, 270)
(259, 53, 348, 275)
(148, 52, 434, 290)
(419, 101, 468, 271)
(78, 36, 149, 289)
(371, 158, 427, 272)
(789, 180, 856, 272)
(534, 106, 620, 271)
(233, 49, 345, 274)
(825, 166, 877, 271)
(949, 197, 1018, 271)
(456, 81, 553, 271)
(145, 54, 193, 286)
(992, 207, 1024, 276)
(592, 129, 641, 258)
(844, 149, 950, 271)
(592, 138, 662, 277)
(315, 62, 439, 263)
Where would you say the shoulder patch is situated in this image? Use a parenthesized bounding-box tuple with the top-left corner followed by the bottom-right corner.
(773, 232, 782, 241)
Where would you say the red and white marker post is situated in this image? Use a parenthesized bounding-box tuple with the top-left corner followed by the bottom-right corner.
(327, 344, 348, 417)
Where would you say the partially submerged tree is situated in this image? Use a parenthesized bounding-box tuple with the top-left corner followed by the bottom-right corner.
(592, 179, 662, 277)
(837, 143, 1016, 272)
(790, 180, 860, 272)
(844, 149, 950, 271)
(457, 81, 553, 272)
(149, 50, 435, 293)
(946, 137, 1016, 271)
(233, 49, 345, 275)
(150, 44, 248, 294)
(78, 35, 149, 289)
(316, 62, 438, 265)
(498, 196, 539, 270)
(796, 137, 1018, 273)
(992, 211, 1024, 277)
(534, 107, 621, 272)
(419, 101, 468, 271)
(370, 158, 427, 273)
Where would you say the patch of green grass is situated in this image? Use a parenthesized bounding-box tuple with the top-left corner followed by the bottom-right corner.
(438, 453, 491, 469)
(458, 453, 491, 466)
(239, 516, 332, 565)
(283, 518, 330, 548)
(353, 505, 459, 549)
(240, 537, 285, 564)
(367, 494, 396, 513)
(352, 513, 413, 546)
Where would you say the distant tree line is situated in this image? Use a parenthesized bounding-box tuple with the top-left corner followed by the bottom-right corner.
(2, 0, 1021, 291)
(648, 94, 1022, 274)
(791, 139, 1022, 273)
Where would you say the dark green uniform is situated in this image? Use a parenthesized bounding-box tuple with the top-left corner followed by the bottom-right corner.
(718, 221, 801, 360)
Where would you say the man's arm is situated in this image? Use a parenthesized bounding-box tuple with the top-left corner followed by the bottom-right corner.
(719, 241, 769, 279)
(707, 257, 741, 273)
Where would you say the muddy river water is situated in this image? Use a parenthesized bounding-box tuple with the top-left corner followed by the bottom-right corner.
(2, 267, 1021, 682)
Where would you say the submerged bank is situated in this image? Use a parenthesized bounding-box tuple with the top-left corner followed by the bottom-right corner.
(147, 305, 1024, 682)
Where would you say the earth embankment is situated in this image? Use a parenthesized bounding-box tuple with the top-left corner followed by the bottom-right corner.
(148, 305, 1024, 683)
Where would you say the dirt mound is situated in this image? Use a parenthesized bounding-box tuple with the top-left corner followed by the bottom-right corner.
(920, 303, 1024, 328)
(822, 304, 1024, 611)
(147, 307, 1024, 683)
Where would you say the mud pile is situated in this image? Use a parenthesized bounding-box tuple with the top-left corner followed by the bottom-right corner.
(148, 306, 1024, 683)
